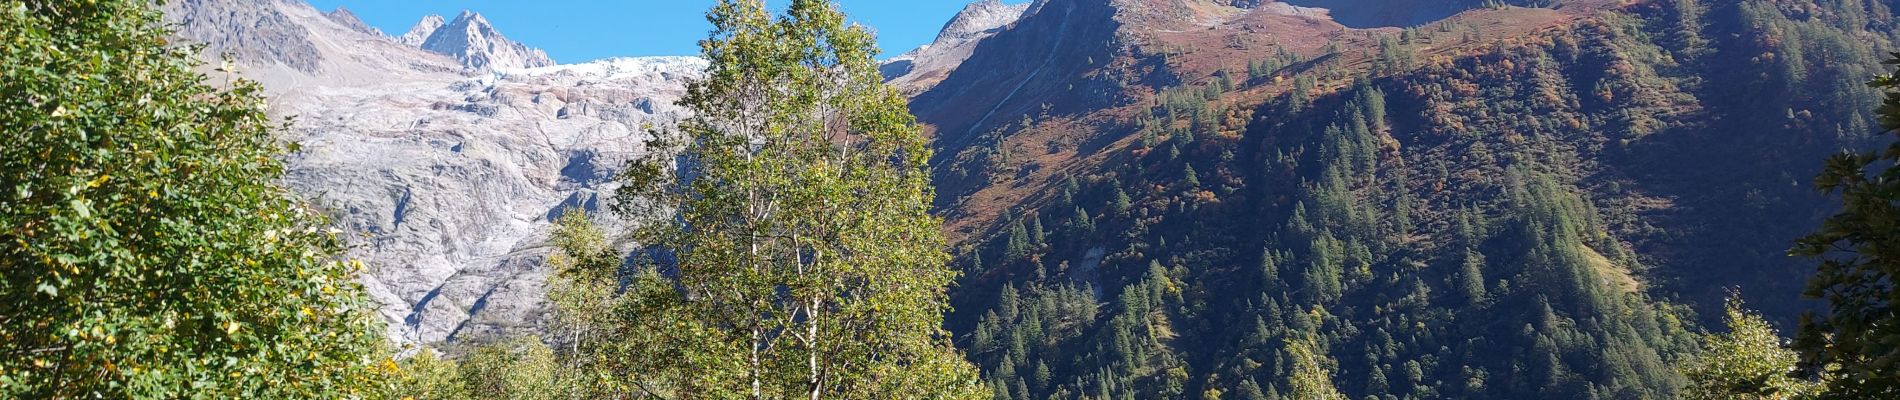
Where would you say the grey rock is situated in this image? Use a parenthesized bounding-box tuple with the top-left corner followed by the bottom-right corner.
(164, 0, 700, 345)
(417, 11, 559, 71)
(163, 0, 325, 74)
(324, 6, 381, 36)
(882, 0, 1030, 93)
(400, 14, 447, 47)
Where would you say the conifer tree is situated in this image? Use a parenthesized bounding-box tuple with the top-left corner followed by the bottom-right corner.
(1007, 218, 1032, 262)
(1029, 215, 1047, 247)
(1459, 247, 1489, 305)
(1071, 206, 1095, 235)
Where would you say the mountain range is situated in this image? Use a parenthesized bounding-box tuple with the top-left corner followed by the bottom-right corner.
(162, 0, 700, 344)
(162, 0, 1897, 397)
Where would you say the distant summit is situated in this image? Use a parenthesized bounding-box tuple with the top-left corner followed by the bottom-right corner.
(160, 0, 700, 345)
(403, 11, 556, 71)
(323, 6, 380, 36)
(882, 0, 1031, 93)
(937, 0, 1033, 43)
(398, 14, 445, 47)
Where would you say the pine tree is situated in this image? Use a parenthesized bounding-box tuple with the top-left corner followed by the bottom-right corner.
(1071, 206, 1096, 234)
(1008, 218, 1032, 262)
(1000, 286, 1023, 322)
(1459, 247, 1489, 305)
(1237, 378, 1270, 400)
(1113, 186, 1133, 213)
(1029, 215, 1047, 247)
(1260, 249, 1281, 285)
(607, 1, 986, 397)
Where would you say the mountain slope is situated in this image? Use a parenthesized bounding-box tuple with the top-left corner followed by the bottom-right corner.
(884, 0, 1033, 93)
(162, 0, 699, 344)
(1281, 0, 1562, 27)
(914, 0, 1895, 398)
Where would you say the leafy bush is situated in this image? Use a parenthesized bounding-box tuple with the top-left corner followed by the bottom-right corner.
(0, 1, 388, 397)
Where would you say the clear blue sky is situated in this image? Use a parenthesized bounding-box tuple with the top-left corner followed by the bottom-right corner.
(305, 0, 1020, 63)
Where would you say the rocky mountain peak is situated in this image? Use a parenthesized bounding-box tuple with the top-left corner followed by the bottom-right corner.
(409, 10, 557, 71)
(399, 14, 446, 47)
(938, 0, 1032, 43)
(882, 0, 1033, 93)
(162, 0, 327, 74)
(323, 6, 379, 36)
(163, 0, 698, 345)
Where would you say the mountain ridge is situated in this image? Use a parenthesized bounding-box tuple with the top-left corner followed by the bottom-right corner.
(884, 0, 1035, 93)
(414, 11, 558, 71)
(161, 0, 700, 344)
(925, 0, 1897, 397)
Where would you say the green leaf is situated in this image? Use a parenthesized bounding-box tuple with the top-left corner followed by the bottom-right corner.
(70, 198, 90, 218)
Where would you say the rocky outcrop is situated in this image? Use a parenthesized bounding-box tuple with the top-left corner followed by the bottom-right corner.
(399, 14, 446, 47)
(411, 11, 559, 71)
(882, 0, 1031, 93)
(940, 0, 1036, 43)
(324, 6, 380, 36)
(163, 0, 325, 74)
(163, 0, 699, 344)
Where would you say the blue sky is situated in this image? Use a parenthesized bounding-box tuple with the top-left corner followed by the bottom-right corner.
(305, 0, 1020, 63)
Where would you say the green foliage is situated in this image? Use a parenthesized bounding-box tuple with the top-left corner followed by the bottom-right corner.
(1792, 51, 1900, 398)
(458, 337, 561, 400)
(0, 1, 389, 397)
(608, 0, 986, 397)
(1458, 247, 1488, 305)
(945, 3, 1779, 398)
(384, 350, 468, 400)
(540, 214, 636, 397)
(381, 336, 614, 400)
(1287, 337, 1348, 400)
(1681, 296, 1823, 400)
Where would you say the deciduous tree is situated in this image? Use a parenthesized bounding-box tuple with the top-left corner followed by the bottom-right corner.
(1793, 53, 1900, 398)
(609, 0, 987, 398)
(0, 1, 387, 396)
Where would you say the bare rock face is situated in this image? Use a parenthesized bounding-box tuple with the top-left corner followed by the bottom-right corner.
(324, 6, 380, 36)
(413, 11, 559, 71)
(882, 0, 1031, 93)
(400, 14, 447, 47)
(163, 0, 325, 73)
(163, 0, 699, 344)
(939, 0, 1035, 43)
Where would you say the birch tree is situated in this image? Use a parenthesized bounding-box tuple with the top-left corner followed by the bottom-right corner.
(608, 0, 987, 398)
